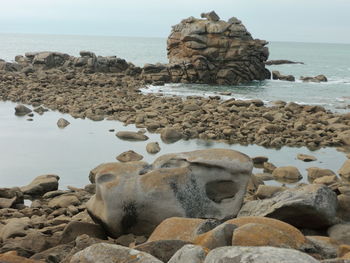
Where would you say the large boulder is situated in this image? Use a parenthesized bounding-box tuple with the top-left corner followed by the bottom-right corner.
(165, 12, 270, 85)
(238, 184, 338, 229)
(70, 243, 162, 263)
(87, 149, 253, 238)
(204, 246, 319, 263)
(20, 175, 59, 196)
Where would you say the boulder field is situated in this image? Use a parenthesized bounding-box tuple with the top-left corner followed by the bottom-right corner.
(0, 148, 349, 262)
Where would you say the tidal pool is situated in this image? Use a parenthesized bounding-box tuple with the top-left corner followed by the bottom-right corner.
(0, 101, 347, 189)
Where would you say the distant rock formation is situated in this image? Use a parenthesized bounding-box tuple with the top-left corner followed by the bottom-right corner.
(265, 60, 304, 66)
(164, 11, 270, 85)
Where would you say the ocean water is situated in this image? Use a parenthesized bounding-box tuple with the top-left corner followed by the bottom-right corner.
(0, 34, 349, 112)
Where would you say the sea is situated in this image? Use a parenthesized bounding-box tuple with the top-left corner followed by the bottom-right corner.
(0, 33, 349, 189)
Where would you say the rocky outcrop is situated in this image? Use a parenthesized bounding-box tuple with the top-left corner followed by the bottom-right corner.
(265, 60, 304, 65)
(272, 70, 295, 81)
(301, 75, 328, 83)
(162, 11, 270, 85)
(86, 149, 253, 238)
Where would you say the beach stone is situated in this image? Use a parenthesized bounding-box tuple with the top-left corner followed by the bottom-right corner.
(254, 173, 274, 181)
(306, 236, 339, 259)
(116, 150, 143, 162)
(337, 194, 350, 221)
(238, 184, 338, 229)
(160, 128, 183, 143)
(339, 160, 350, 181)
(146, 142, 161, 154)
(168, 244, 207, 263)
(314, 175, 339, 186)
(70, 243, 163, 263)
(59, 221, 107, 244)
(0, 251, 43, 263)
(263, 162, 276, 173)
(14, 104, 32, 116)
(48, 194, 80, 208)
(226, 217, 307, 250)
(328, 223, 350, 245)
(148, 217, 208, 243)
(20, 174, 59, 196)
(272, 166, 302, 183)
(116, 131, 149, 141)
(135, 240, 190, 262)
(87, 149, 252, 238)
(0, 217, 31, 241)
(204, 246, 319, 263)
(194, 223, 236, 249)
(255, 185, 286, 199)
(252, 156, 268, 165)
(339, 245, 350, 258)
(57, 118, 70, 128)
(272, 71, 295, 81)
(307, 167, 336, 182)
(297, 154, 317, 162)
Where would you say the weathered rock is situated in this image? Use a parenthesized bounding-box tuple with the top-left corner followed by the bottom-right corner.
(116, 150, 143, 162)
(59, 221, 107, 244)
(0, 217, 31, 241)
(168, 244, 207, 263)
(255, 185, 286, 199)
(14, 104, 32, 116)
(339, 160, 350, 181)
(204, 246, 319, 263)
(238, 184, 338, 229)
(57, 118, 70, 128)
(160, 128, 183, 143)
(297, 154, 317, 162)
(20, 174, 59, 196)
(70, 243, 163, 263)
(272, 71, 295, 81)
(48, 194, 80, 208)
(116, 131, 149, 141)
(265, 60, 304, 65)
(87, 149, 253, 238)
(307, 167, 336, 182)
(194, 223, 236, 249)
(167, 12, 269, 85)
(0, 188, 24, 209)
(135, 240, 190, 262)
(307, 236, 339, 259)
(146, 142, 161, 154)
(301, 75, 328, 83)
(0, 251, 43, 263)
(252, 156, 268, 165)
(328, 223, 350, 245)
(272, 166, 302, 183)
(337, 194, 350, 221)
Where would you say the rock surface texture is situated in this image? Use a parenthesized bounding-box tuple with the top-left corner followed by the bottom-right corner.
(164, 12, 270, 85)
(87, 149, 253, 238)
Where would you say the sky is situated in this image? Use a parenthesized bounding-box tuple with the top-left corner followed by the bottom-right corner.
(0, 0, 349, 43)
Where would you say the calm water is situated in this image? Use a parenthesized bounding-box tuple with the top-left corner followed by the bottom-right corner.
(0, 34, 349, 188)
(0, 101, 347, 189)
(0, 33, 349, 111)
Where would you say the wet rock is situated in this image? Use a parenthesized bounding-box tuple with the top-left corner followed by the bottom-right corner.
(57, 118, 70, 128)
(328, 223, 350, 245)
(307, 167, 337, 183)
(160, 128, 183, 143)
(301, 75, 328, 83)
(70, 243, 163, 263)
(339, 160, 350, 181)
(59, 221, 107, 244)
(297, 154, 317, 162)
(87, 149, 252, 238)
(272, 166, 302, 183)
(116, 131, 149, 141)
(116, 150, 143, 162)
(135, 240, 191, 262)
(14, 104, 32, 116)
(238, 184, 338, 229)
(272, 71, 295, 81)
(204, 246, 319, 263)
(146, 142, 161, 154)
(20, 174, 59, 197)
(252, 156, 268, 165)
(168, 244, 207, 263)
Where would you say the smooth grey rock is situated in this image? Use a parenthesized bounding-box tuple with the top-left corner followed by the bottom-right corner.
(204, 246, 319, 263)
(70, 243, 163, 263)
(238, 184, 338, 229)
(328, 223, 350, 245)
(160, 128, 182, 143)
(168, 244, 207, 263)
(306, 236, 338, 259)
(87, 149, 253, 238)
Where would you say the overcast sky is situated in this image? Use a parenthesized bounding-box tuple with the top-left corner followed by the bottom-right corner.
(1, 0, 349, 43)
